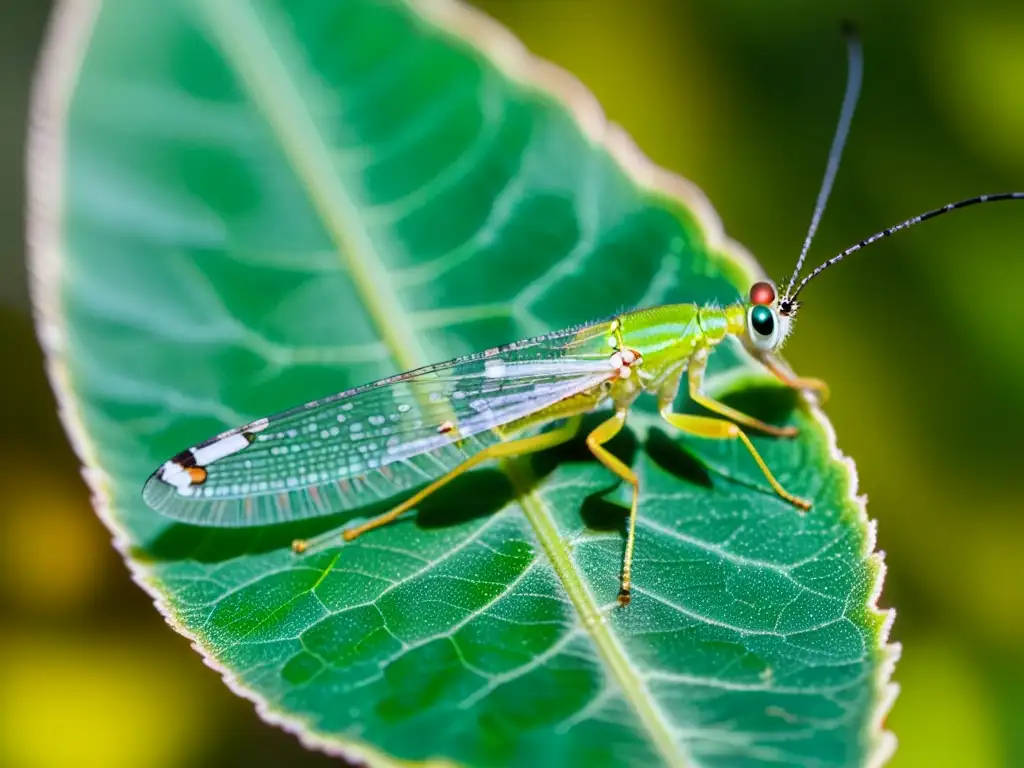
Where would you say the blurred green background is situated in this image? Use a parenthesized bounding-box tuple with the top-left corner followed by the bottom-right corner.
(3, 1, 1022, 766)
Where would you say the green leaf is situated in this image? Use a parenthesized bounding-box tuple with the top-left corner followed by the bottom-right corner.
(29, 0, 897, 765)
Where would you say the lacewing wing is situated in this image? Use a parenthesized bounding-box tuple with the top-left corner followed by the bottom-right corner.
(143, 320, 619, 527)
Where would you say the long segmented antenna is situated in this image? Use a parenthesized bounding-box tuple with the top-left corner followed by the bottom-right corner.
(781, 193, 1024, 311)
(784, 22, 864, 298)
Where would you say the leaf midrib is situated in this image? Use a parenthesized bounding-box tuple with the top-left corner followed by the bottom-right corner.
(199, 1, 685, 765)
(198, 0, 430, 374)
(504, 460, 685, 767)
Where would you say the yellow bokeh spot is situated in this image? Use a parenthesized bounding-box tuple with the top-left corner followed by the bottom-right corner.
(886, 636, 1002, 767)
(0, 633, 210, 768)
(961, 514, 1024, 650)
(0, 458, 108, 615)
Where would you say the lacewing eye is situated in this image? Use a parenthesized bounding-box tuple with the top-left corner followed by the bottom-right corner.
(750, 305, 775, 337)
(749, 281, 776, 306)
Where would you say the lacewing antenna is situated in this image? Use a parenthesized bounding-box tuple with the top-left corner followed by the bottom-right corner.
(781, 193, 1024, 313)
(784, 21, 863, 299)
(777, 23, 1024, 315)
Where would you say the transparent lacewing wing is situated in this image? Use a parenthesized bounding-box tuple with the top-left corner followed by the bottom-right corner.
(143, 320, 619, 527)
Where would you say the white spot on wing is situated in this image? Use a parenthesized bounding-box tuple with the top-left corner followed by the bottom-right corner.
(192, 433, 251, 466)
(158, 460, 192, 489)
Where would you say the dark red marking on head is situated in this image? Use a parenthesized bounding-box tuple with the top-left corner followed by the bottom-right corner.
(750, 281, 776, 306)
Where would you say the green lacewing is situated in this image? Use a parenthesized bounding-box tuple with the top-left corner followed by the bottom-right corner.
(143, 26, 1023, 604)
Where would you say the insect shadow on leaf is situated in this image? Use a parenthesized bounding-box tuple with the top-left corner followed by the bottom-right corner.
(576, 382, 805, 536)
(578, 414, 640, 532)
(140, 468, 519, 564)
(643, 426, 714, 492)
(140, 503, 385, 563)
(695, 382, 803, 427)
(669, 382, 807, 497)
(412, 467, 515, 531)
